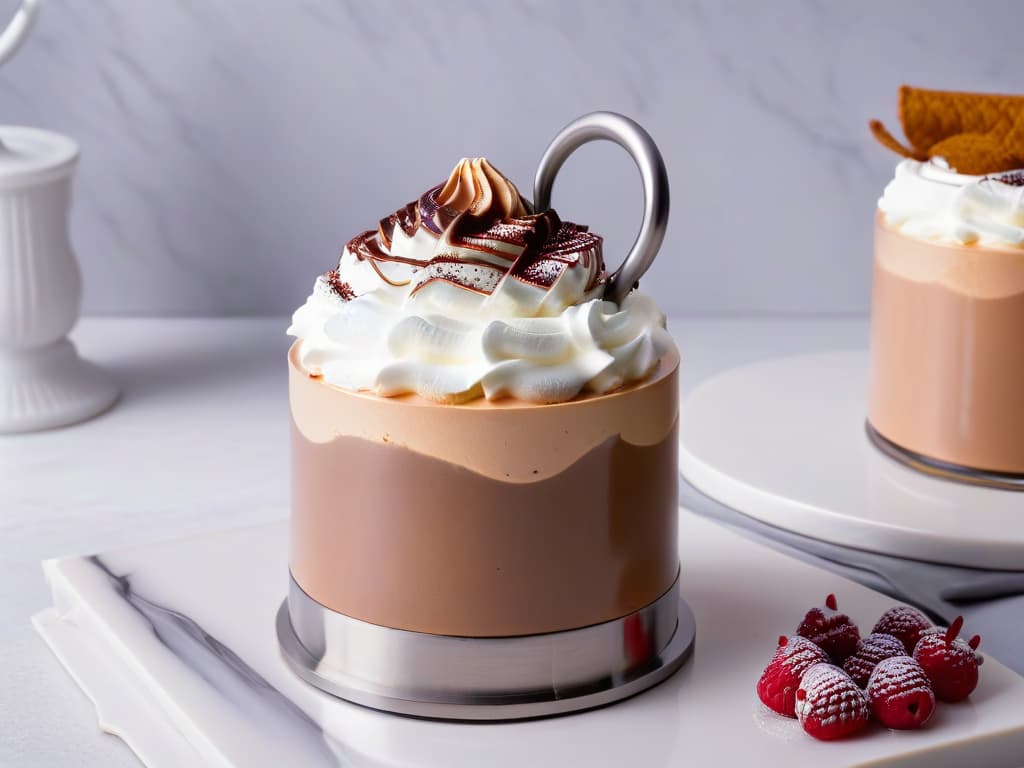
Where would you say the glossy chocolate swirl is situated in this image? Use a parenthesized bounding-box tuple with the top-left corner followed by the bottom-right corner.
(340, 161, 604, 311)
(288, 158, 674, 404)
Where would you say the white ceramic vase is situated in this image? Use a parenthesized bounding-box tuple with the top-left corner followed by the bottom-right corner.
(0, 125, 118, 432)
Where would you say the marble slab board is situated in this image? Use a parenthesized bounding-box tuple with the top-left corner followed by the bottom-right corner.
(34, 512, 1024, 768)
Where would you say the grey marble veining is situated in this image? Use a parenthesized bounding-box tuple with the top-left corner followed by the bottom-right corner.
(86, 557, 345, 764)
(83, 554, 350, 767)
(34, 514, 1024, 767)
(0, 0, 1022, 316)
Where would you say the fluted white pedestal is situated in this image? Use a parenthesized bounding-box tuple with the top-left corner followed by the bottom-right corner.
(0, 339, 117, 431)
(0, 126, 117, 433)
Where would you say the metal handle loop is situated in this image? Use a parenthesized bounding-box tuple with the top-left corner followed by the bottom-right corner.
(533, 111, 669, 306)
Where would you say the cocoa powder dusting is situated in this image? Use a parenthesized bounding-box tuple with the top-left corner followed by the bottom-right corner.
(993, 170, 1024, 186)
(324, 269, 356, 300)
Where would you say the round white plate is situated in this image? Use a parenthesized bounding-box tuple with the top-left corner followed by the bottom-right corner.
(679, 350, 1024, 570)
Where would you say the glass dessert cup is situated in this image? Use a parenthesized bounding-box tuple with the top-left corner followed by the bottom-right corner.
(277, 112, 693, 718)
(867, 214, 1024, 489)
(277, 341, 694, 719)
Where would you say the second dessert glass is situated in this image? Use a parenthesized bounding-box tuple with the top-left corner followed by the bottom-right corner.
(868, 161, 1024, 489)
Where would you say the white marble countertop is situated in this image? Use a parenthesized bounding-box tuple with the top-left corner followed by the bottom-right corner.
(0, 315, 870, 767)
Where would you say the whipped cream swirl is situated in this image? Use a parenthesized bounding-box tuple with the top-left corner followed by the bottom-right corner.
(289, 158, 673, 403)
(879, 159, 1024, 247)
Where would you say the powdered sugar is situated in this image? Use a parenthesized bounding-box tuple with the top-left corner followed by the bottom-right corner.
(914, 622, 983, 702)
(755, 601, 983, 741)
(872, 606, 932, 654)
(777, 636, 829, 669)
(796, 595, 861, 664)
(844, 633, 907, 688)
(795, 664, 870, 734)
(757, 636, 830, 717)
(867, 656, 936, 729)
(868, 656, 933, 699)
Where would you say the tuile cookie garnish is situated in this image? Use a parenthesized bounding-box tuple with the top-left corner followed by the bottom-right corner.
(869, 85, 1024, 175)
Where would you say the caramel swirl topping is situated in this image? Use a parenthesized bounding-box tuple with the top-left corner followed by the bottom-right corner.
(437, 158, 528, 219)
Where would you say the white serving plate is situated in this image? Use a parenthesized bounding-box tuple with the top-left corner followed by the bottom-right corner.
(34, 508, 1024, 767)
(679, 350, 1024, 570)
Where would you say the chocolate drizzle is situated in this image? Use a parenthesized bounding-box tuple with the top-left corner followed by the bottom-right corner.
(508, 214, 605, 291)
(347, 230, 422, 269)
(329, 161, 605, 303)
(418, 185, 460, 236)
(446, 211, 534, 257)
(379, 201, 419, 250)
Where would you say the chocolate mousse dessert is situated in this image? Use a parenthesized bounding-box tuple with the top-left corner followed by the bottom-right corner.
(868, 87, 1024, 486)
(277, 113, 692, 719)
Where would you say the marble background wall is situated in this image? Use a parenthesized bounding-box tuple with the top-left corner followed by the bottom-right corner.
(1, 0, 1021, 316)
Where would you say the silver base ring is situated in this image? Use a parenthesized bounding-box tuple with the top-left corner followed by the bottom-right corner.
(277, 574, 695, 720)
(867, 422, 1024, 492)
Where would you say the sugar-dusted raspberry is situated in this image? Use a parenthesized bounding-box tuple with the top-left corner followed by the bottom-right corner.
(795, 663, 871, 741)
(872, 606, 932, 654)
(843, 633, 907, 688)
(913, 616, 983, 702)
(756, 635, 831, 717)
(796, 594, 861, 664)
(867, 655, 936, 730)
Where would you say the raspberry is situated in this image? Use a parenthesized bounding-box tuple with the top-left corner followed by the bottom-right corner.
(795, 663, 870, 741)
(756, 635, 830, 717)
(872, 606, 932, 654)
(913, 616, 983, 702)
(843, 633, 907, 688)
(796, 594, 861, 664)
(867, 656, 936, 730)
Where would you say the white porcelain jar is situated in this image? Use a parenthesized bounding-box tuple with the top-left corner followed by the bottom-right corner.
(0, 126, 117, 432)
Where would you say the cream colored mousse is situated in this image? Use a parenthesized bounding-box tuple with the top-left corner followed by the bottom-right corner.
(287, 158, 680, 636)
(869, 160, 1024, 475)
